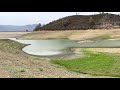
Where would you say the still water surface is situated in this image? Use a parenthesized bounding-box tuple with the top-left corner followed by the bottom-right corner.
(9, 38, 120, 56)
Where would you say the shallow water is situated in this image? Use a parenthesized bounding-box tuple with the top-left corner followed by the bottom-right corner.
(8, 38, 120, 56)
(9, 38, 78, 56)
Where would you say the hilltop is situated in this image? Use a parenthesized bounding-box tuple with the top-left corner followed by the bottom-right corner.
(34, 13, 120, 31)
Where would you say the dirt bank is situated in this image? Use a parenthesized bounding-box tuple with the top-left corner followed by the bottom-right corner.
(0, 39, 97, 78)
(0, 32, 30, 39)
(18, 29, 120, 40)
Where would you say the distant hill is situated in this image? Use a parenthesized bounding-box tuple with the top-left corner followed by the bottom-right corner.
(0, 24, 37, 32)
(34, 13, 120, 31)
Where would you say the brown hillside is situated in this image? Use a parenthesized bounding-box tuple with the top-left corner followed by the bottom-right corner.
(35, 13, 120, 31)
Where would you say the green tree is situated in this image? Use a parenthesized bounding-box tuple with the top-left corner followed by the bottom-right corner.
(34, 23, 42, 31)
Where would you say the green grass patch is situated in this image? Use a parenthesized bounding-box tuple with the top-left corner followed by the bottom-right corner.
(19, 69, 26, 72)
(89, 34, 112, 41)
(51, 49, 120, 77)
(38, 68, 43, 71)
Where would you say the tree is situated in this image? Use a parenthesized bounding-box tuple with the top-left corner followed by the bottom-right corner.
(26, 29, 28, 32)
(34, 23, 42, 31)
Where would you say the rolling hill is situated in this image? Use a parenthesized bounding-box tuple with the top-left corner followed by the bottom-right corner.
(35, 13, 120, 31)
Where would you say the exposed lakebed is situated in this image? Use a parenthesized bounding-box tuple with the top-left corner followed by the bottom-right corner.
(8, 38, 120, 56)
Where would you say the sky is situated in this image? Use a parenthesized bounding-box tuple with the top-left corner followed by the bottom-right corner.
(0, 12, 120, 26)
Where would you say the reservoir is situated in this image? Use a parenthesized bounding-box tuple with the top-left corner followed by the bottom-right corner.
(9, 38, 120, 56)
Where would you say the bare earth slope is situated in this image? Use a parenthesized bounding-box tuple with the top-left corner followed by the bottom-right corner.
(1, 39, 108, 78)
(0, 32, 30, 39)
(18, 29, 120, 40)
(0, 39, 81, 78)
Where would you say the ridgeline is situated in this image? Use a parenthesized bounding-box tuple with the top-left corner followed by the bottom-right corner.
(34, 13, 120, 31)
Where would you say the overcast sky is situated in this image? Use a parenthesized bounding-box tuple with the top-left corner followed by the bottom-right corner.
(0, 12, 120, 26)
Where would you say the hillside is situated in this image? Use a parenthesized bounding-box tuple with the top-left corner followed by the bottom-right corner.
(35, 13, 120, 30)
(0, 24, 37, 32)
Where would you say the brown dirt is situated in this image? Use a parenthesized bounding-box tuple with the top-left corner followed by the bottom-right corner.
(86, 48, 120, 54)
(18, 29, 120, 40)
(0, 32, 30, 39)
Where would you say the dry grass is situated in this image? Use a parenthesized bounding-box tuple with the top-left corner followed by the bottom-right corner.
(18, 29, 120, 40)
(86, 48, 120, 54)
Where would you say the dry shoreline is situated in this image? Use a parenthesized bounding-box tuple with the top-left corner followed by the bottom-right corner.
(1, 29, 120, 40)
(0, 30, 120, 78)
(18, 29, 120, 40)
(86, 48, 120, 54)
(0, 39, 113, 78)
(0, 32, 30, 39)
(17, 29, 120, 55)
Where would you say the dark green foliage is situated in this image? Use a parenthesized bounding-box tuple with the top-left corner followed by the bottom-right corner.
(34, 23, 42, 31)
